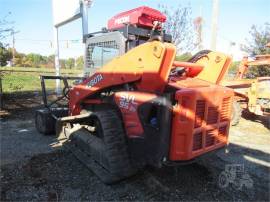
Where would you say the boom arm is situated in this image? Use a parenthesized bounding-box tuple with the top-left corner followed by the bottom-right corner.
(69, 41, 176, 115)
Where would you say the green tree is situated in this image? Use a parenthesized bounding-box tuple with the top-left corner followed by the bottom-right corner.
(66, 58, 75, 69)
(175, 52, 192, 61)
(60, 59, 66, 69)
(241, 23, 270, 77)
(25, 53, 46, 68)
(46, 54, 55, 68)
(227, 61, 241, 78)
(0, 42, 12, 66)
(76, 56, 84, 69)
(13, 52, 25, 67)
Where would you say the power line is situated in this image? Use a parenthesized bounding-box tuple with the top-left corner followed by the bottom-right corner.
(16, 38, 82, 42)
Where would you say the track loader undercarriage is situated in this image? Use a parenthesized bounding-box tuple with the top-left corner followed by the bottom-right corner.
(56, 110, 136, 183)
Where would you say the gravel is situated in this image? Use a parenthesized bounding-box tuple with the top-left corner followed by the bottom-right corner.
(1, 94, 269, 201)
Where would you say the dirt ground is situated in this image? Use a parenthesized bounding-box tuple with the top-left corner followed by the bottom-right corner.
(0, 93, 269, 201)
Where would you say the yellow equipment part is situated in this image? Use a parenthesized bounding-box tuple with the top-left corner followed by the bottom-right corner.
(195, 52, 232, 84)
(248, 78, 270, 114)
(248, 81, 258, 113)
(256, 78, 270, 100)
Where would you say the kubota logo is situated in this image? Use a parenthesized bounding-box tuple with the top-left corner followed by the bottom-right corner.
(87, 74, 103, 88)
(114, 16, 130, 25)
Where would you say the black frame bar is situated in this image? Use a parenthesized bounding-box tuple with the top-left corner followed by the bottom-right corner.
(40, 75, 84, 108)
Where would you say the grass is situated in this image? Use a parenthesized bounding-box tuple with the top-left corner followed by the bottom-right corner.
(1, 67, 82, 93)
(1, 66, 82, 74)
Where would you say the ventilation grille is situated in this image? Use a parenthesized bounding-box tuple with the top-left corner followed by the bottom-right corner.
(205, 130, 215, 147)
(193, 132, 203, 151)
(220, 97, 231, 122)
(192, 97, 230, 151)
(194, 100, 206, 128)
(207, 107, 219, 124)
(219, 126, 227, 136)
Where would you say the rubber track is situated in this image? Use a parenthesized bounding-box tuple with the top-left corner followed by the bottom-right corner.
(65, 109, 136, 184)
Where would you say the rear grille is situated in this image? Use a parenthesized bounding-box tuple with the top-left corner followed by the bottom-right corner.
(207, 107, 219, 124)
(194, 100, 205, 128)
(219, 126, 227, 136)
(216, 126, 227, 143)
(193, 132, 203, 151)
(220, 97, 231, 122)
(205, 130, 215, 147)
(191, 97, 230, 152)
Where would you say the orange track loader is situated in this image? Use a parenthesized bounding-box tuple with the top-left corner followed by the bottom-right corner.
(35, 6, 234, 184)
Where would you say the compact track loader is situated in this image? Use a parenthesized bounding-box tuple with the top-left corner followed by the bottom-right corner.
(35, 6, 234, 184)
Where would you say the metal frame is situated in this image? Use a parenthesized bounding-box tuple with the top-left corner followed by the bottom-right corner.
(40, 75, 83, 108)
(117, 25, 172, 44)
(53, 0, 92, 94)
(83, 25, 172, 46)
(84, 31, 127, 76)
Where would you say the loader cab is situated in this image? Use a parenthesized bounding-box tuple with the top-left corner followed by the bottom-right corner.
(83, 6, 172, 77)
(84, 31, 126, 77)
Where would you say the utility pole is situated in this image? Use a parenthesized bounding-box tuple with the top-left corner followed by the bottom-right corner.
(211, 0, 219, 50)
(194, 5, 203, 51)
(12, 30, 15, 66)
(11, 30, 19, 66)
(194, 17, 203, 51)
(53, 27, 61, 95)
